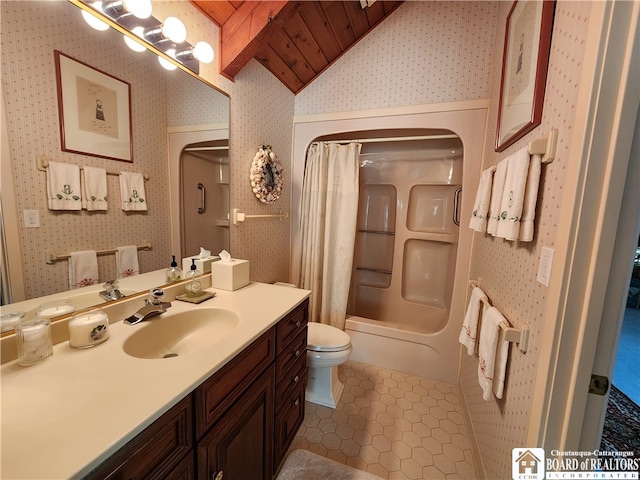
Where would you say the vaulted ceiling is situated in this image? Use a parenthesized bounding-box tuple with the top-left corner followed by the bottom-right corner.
(189, 0, 404, 94)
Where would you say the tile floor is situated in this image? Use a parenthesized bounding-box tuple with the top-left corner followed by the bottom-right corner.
(288, 360, 477, 479)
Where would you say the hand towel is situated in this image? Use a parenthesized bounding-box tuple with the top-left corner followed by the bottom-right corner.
(492, 326, 511, 399)
(81, 166, 108, 211)
(119, 172, 147, 211)
(477, 306, 509, 401)
(469, 167, 496, 233)
(47, 161, 82, 210)
(458, 286, 487, 355)
(116, 245, 139, 278)
(518, 153, 542, 242)
(486, 158, 508, 236)
(69, 250, 99, 289)
(496, 147, 530, 241)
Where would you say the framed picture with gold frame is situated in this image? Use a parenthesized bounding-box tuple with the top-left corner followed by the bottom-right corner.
(55, 50, 133, 162)
(495, 1, 555, 152)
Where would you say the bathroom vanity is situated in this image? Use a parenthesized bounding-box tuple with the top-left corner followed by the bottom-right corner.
(0, 281, 309, 479)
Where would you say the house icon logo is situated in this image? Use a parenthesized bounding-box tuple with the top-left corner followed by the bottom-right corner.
(512, 448, 545, 480)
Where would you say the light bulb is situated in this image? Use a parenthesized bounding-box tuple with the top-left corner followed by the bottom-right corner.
(162, 17, 187, 44)
(123, 26, 146, 52)
(122, 0, 152, 19)
(82, 2, 110, 31)
(193, 41, 214, 63)
(158, 49, 178, 71)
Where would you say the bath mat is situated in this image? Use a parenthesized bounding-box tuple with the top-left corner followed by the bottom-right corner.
(600, 384, 640, 457)
(276, 449, 384, 480)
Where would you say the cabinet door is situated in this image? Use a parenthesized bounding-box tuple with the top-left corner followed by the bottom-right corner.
(197, 366, 275, 480)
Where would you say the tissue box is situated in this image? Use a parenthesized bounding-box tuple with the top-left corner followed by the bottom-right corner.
(182, 255, 219, 274)
(211, 259, 249, 291)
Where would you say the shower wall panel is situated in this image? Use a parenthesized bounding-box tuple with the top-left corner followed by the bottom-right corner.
(347, 133, 462, 333)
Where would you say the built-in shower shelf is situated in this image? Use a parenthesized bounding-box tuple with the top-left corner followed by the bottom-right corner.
(215, 219, 230, 227)
(356, 267, 392, 275)
(358, 230, 395, 235)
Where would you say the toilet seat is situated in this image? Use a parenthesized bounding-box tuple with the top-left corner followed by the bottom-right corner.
(307, 322, 351, 352)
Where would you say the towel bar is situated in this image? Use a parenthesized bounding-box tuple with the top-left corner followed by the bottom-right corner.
(45, 241, 152, 264)
(468, 278, 529, 353)
(36, 155, 149, 180)
(231, 208, 289, 225)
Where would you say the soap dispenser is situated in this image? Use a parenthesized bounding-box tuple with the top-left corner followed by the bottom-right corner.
(165, 255, 183, 283)
(185, 259, 203, 297)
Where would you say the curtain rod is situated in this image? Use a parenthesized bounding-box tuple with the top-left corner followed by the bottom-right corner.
(312, 134, 459, 146)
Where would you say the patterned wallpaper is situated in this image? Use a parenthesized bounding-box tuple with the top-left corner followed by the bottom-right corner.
(457, 2, 592, 478)
(295, 1, 499, 115)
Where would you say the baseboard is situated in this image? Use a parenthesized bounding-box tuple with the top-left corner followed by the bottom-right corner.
(457, 380, 486, 480)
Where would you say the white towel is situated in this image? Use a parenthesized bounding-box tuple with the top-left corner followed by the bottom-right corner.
(486, 158, 508, 236)
(492, 326, 511, 399)
(469, 167, 496, 233)
(519, 153, 542, 242)
(119, 172, 147, 211)
(116, 245, 139, 278)
(477, 306, 509, 401)
(496, 148, 530, 241)
(81, 166, 108, 211)
(69, 250, 99, 289)
(47, 161, 82, 210)
(459, 286, 487, 355)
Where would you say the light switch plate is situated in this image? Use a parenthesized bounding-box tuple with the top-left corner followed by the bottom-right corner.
(537, 246, 554, 287)
(23, 209, 40, 228)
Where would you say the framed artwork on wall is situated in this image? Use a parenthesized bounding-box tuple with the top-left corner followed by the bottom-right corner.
(54, 50, 133, 162)
(495, 0, 556, 152)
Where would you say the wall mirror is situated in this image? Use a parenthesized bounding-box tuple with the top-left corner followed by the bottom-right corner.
(0, 0, 230, 332)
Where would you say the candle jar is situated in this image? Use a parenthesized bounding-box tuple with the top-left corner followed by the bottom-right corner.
(68, 309, 110, 349)
(37, 300, 75, 319)
(16, 318, 53, 366)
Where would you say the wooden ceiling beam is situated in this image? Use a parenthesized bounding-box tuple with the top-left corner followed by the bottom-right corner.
(220, 0, 300, 80)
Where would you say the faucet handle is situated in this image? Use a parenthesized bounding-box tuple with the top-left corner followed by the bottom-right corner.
(148, 288, 165, 305)
(103, 280, 119, 292)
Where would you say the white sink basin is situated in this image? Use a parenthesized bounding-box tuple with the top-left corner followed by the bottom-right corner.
(122, 308, 239, 359)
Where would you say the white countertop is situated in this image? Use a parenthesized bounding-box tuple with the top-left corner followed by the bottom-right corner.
(1, 282, 310, 480)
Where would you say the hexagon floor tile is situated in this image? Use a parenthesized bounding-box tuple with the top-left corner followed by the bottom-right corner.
(288, 360, 477, 480)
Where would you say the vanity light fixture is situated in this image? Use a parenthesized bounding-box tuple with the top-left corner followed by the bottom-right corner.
(158, 48, 178, 71)
(143, 16, 187, 45)
(123, 26, 147, 52)
(102, 0, 152, 20)
(175, 41, 215, 64)
(82, 2, 110, 30)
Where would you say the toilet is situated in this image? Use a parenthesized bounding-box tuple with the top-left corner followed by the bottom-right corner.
(306, 322, 353, 408)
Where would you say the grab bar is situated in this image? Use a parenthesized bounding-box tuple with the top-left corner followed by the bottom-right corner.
(453, 188, 462, 226)
(197, 183, 205, 214)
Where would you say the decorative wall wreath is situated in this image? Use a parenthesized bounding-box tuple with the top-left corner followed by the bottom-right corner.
(250, 145, 283, 204)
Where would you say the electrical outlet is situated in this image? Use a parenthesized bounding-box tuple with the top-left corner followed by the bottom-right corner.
(537, 246, 554, 287)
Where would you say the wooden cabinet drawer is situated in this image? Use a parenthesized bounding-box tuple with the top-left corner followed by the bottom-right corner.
(195, 327, 275, 439)
(274, 379, 306, 473)
(276, 354, 306, 409)
(83, 395, 193, 480)
(276, 299, 308, 353)
(276, 327, 307, 381)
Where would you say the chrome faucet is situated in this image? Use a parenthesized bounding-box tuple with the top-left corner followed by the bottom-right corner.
(124, 288, 172, 325)
(99, 280, 125, 302)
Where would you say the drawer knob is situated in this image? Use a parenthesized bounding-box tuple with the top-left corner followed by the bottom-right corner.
(293, 399, 300, 407)
(213, 471, 224, 480)
(294, 349, 301, 357)
(292, 375, 299, 384)
(295, 320, 301, 328)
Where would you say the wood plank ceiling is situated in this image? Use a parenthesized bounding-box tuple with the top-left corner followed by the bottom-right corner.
(190, 0, 404, 94)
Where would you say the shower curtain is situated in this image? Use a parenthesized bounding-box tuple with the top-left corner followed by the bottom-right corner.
(298, 142, 361, 330)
